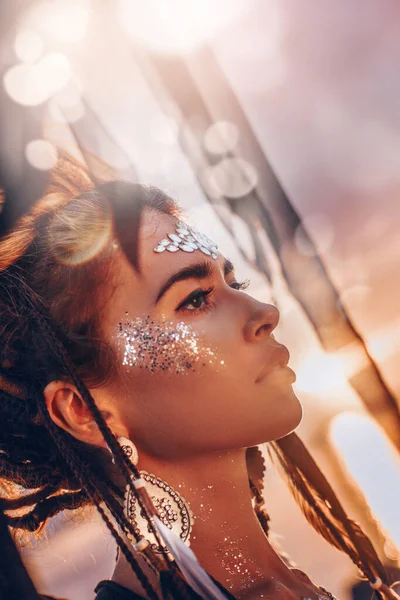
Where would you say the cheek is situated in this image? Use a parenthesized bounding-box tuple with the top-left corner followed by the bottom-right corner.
(113, 316, 258, 453)
(116, 316, 226, 375)
(114, 318, 230, 432)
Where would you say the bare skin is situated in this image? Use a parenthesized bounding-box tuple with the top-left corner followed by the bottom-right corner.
(118, 447, 325, 600)
(44, 210, 328, 599)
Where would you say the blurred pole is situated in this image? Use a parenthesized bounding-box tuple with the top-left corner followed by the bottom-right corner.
(128, 43, 400, 452)
(0, 2, 50, 236)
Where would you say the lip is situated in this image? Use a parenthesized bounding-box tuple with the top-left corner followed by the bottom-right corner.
(256, 340, 293, 383)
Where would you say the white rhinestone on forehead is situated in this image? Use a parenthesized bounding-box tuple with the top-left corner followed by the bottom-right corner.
(153, 220, 219, 260)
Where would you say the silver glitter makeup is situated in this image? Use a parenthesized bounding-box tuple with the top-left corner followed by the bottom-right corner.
(117, 316, 218, 374)
(218, 534, 265, 594)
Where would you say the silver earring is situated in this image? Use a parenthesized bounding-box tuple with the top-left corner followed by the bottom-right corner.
(124, 470, 194, 553)
(110, 436, 194, 551)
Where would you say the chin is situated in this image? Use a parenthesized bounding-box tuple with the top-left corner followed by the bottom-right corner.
(282, 407, 303, 437)
(263, 388, 303, 443)
(283, 388, 303, 431)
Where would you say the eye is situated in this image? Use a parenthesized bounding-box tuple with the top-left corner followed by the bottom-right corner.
(229, 279, 250, 291)
(176, 287, 214, 313)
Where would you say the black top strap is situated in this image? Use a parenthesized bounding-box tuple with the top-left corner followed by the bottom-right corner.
(94, 578, 237, 600)
(95, 580, 146, 600)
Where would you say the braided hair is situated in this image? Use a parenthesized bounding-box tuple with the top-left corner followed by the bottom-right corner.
(0, 152, 200, 599)
(0, 151, 396, 599)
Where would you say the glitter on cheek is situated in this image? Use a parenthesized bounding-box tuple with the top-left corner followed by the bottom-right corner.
(117, 315, 220, 375)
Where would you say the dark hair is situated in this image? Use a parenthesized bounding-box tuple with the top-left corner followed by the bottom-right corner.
(0, 152, 395, 599)
(0, 152, 196, 598)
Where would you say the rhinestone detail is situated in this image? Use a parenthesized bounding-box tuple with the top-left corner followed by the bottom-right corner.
(154, 220, 218, 260)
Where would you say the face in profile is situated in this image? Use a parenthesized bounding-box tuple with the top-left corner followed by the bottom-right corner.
(100, 210, 302, 460)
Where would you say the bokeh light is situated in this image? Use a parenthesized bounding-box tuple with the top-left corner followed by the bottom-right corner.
(4, 52, 71, 107)
(14, 30, 44, 64)
(22, 0, 91, 44)
(4, 63, 46, 106)
(25, 139, 58, 171)
(118, 0, 249, 54)
(294, 345, 366, 396)
(204, 157, 258, 198)
(295, 351, 349, 394)
(48, 199, 112, 267)
(204, 121, 240, 156)
(38, 53, 72, 95)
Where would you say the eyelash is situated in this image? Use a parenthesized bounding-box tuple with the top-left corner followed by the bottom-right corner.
(177, 280, 250, 314)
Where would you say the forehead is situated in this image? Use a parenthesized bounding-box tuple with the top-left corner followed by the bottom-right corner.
(139, 209, 219, 272)
(139, 210, 180, 271)
(107, 210, 221, 320)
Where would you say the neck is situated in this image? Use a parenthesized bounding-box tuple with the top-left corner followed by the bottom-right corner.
(138, 448, 292, 597)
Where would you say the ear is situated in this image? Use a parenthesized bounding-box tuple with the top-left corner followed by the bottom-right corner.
(43, 380, 129, 447)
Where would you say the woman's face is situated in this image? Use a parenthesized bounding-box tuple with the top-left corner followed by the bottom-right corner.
(100, 210, 302, 459)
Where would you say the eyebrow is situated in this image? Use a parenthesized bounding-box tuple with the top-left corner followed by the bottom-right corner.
(155, 257, 235, 304)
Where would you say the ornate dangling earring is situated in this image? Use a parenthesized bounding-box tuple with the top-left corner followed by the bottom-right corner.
(113, 436, 194, 553)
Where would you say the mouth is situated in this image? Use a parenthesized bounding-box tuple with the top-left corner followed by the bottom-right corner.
(256, 339, 296, 383)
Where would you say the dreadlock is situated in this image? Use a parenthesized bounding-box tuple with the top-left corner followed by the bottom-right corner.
(272, 434, 400, 599)
(0, 152, 200, 599)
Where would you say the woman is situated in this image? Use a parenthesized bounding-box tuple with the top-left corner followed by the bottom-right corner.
(0, 152, 396, 600)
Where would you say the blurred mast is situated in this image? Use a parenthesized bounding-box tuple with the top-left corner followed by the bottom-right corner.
(0, 1, 50, 236)
(129, 43, 400, 452)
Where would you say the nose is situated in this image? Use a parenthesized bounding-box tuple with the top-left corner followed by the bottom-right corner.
(243, 301, 280, 343)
